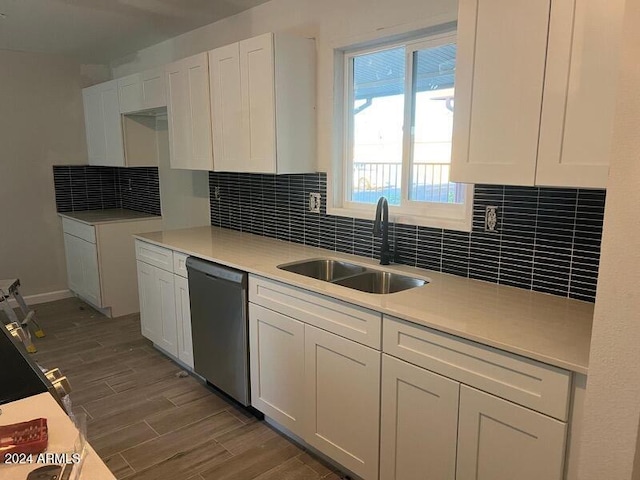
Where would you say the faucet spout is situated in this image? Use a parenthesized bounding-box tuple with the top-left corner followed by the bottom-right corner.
(374, 197, 391, 265)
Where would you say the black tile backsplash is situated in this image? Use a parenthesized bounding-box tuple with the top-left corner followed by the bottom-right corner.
(118, 167, 162, 215)
(210, 172, 605, 303)
(53, 165, 161, 216)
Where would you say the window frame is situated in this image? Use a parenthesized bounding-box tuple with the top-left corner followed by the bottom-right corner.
(331, 30, 473, 232)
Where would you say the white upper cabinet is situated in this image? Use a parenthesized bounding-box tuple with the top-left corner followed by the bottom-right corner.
(537, 0, 625, 188)
(117, 74, 144, 114)
(165, 53, 214, 171)
(83, 79, 126, 167)
(239, 34, 277, 173)
(208, 33, 316, 174)
(208, 43, 244, 172)
(118, 67, 166, 114)
(452, 0, 622, 188)
(451, 0, 550, 186)
(141, 68, 166, 110)
(84, 75, 161, 167)
(82, 85, 106, 164)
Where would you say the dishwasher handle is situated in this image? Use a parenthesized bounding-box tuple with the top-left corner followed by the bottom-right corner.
(186, 257, 246, 285)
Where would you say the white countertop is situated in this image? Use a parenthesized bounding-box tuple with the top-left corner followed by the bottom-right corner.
(0, 393, 115, 480)
(59, 209, 161, 225)
(135, 226, 593, 374)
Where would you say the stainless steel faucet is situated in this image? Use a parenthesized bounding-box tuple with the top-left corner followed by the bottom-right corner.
(373, 196, 396, 265)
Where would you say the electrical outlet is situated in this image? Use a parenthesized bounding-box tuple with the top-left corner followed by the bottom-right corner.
(308, 193, 321, 213)
(214, 186, 221, 201)
(485, 205, 498, 232)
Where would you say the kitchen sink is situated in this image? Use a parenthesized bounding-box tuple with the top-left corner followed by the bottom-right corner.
(277, 258, 428, 294)
(278, 259, 367, 281)
(332, 271, 426, 294)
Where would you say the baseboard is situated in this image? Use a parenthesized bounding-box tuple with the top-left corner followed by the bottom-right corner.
(6, 289, 73, 308)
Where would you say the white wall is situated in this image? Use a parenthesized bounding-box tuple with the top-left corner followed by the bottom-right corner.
(577, 0, 640, 477)
(0, 50, 93, 297)
(111, 0, 458, 176)
(155, 117, 211, 230)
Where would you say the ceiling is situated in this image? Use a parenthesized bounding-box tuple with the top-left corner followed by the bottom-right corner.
(0, 0, 271, 63)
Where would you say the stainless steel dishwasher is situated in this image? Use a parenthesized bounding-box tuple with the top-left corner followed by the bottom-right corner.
(186, 257, 249, 406)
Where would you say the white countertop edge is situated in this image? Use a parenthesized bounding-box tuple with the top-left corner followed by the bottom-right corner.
(133, 232, 590, 375)
(59, 210, 162, 226)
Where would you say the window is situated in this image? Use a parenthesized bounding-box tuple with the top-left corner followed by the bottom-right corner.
(335, 32, 472, 231)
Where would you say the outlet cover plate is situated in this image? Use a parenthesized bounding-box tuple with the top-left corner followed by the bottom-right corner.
(309, 193, 321, 213)
(485, 205, 498, 232)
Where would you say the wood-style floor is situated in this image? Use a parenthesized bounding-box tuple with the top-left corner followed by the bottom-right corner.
(29, 297, 344, 480)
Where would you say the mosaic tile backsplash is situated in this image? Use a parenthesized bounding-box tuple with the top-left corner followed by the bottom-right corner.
(209, 172, 605, 302)
(53, 165, 161, 216)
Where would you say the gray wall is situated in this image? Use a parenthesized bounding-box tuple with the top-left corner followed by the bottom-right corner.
(0, 50, 90, 296)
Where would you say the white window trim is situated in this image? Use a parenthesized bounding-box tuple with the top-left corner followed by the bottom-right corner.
(328, 29, 473, 232)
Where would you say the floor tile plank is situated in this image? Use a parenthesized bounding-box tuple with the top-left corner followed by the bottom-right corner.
(87, 397, 176, 439)
(121, 411, 243, 471)
(253, 457, 323, 480)
(69, 382, 117, 406)
(91, 422, 159, 458)
(103, 454, 134, 480)
(126, 439, 231, 480)
(200, 435, 303, 480)
(145, 393, 230, 435)
(214, 421, 279, 455)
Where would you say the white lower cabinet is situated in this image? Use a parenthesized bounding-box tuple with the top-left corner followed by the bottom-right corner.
(136, 260, 178, 357)
(304, 324, 381, 480)
(249, 303, 305, 436)
(248, 302, 381, 479)
(380, 354, 459, 480)
(63, 233, 101, 307)
(456, 386, 567, 480)
(62, 217, 163, 317)
(248, 276, 382, 479)
(136, 261, 158, 343)
(174, 275, 194, 368)
(135, 241, 195, 368)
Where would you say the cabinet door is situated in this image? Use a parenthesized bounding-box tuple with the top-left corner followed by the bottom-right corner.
(537, 0, 624, 188)
(118, 74, 143, 114)
(165, 53, 213, 171)
(63, 234, 85, 298)
(141, 67, 166, 110)
(451, 0, 550, 185)
(137, 261, 160, 344)
(136, 261, 178, 356)
(209, 43, 245, 172)
(304, 324, 380, 480)
(100, 80, 126, 167)
(155, 266, 178, 356)
(240, 33, 276, 173)
(78, 238, 101, 307)
(83, 85, 106, 165)
(64, 233, 101, 307)
(456, 386, 566, 480)
(380, 355, 459, 480)
(174, 275, 194, 368)
(249, 303, 305, 436)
